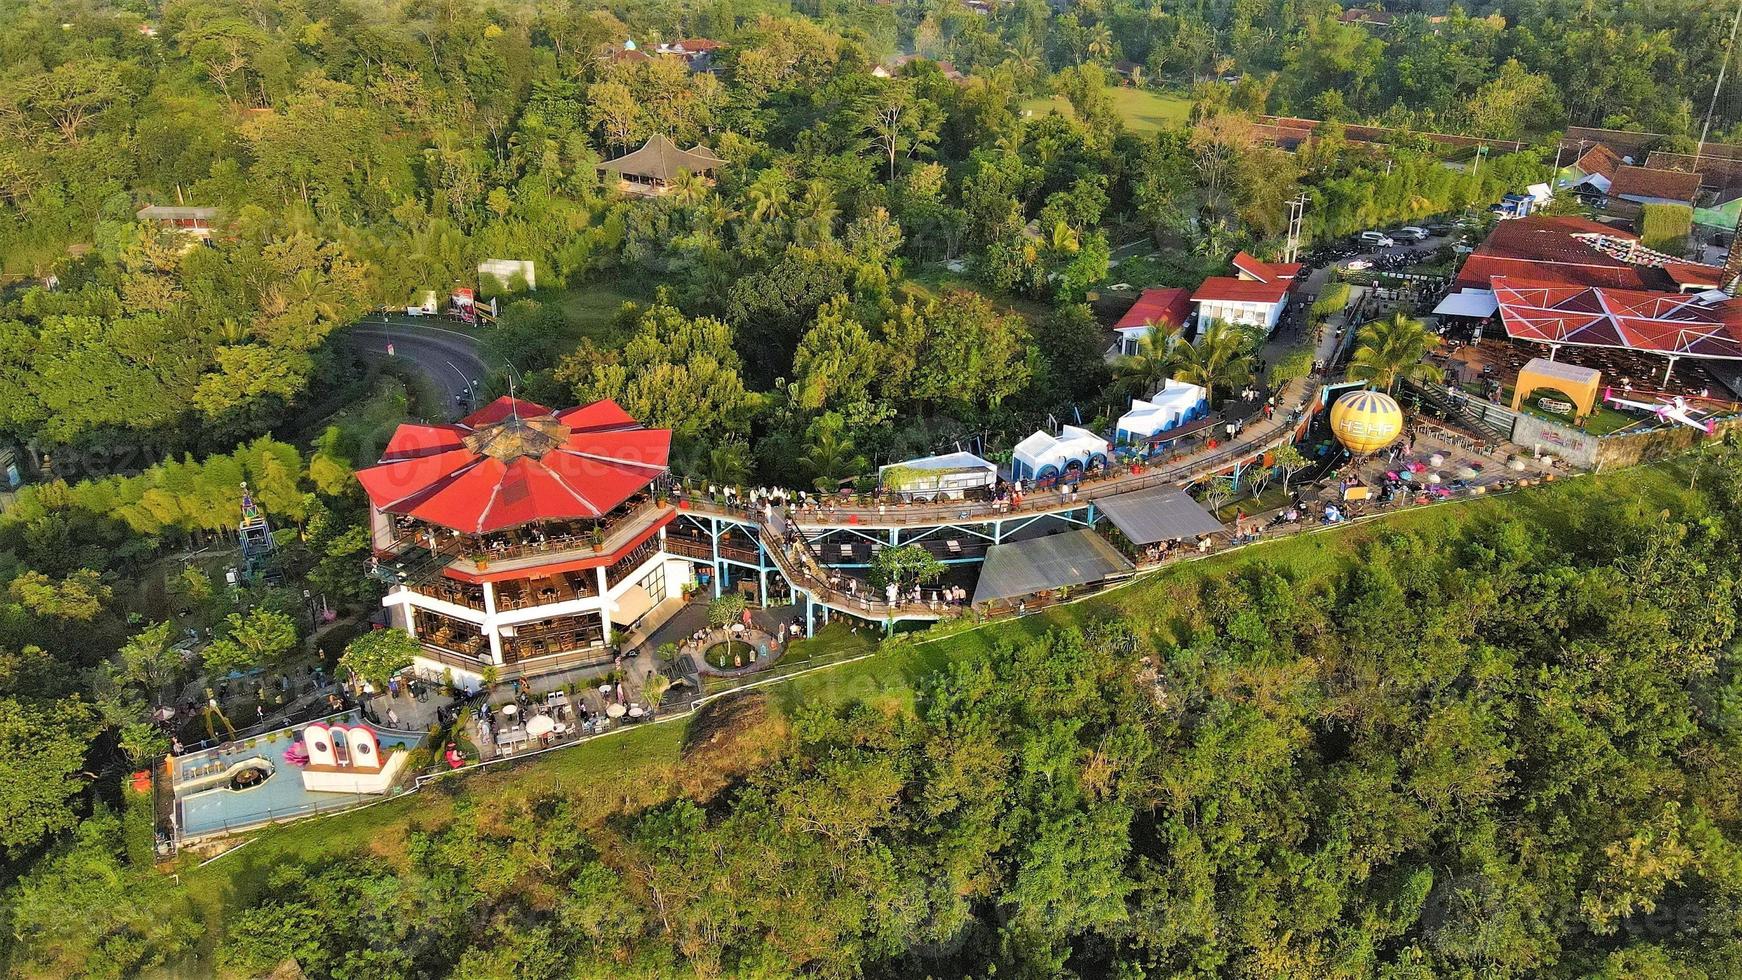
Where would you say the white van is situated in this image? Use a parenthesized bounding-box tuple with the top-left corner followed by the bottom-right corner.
(1359, 231, 1396, 248)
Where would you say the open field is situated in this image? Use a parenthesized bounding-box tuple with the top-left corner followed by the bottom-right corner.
(545, 280, 651, 349)
(906, 267, 1053, 325)
(1022, 87, 1194, 132)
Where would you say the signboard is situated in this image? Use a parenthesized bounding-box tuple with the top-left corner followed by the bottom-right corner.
(478, 258, 536, 292)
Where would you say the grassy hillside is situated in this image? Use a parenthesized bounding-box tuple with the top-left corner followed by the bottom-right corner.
(176, 457, 1705, 948)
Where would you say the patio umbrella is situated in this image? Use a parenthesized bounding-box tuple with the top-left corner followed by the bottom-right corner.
(1509, 458, 1527, 472)
(525, 715, 555, 737)
(1458, 466, 1478, 479)
(1429, 453, 1445, 466)
(1428, 473, 1442, 485)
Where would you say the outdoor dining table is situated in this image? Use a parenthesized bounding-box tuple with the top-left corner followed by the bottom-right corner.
(606, 703, 626, 719)
(628, 705, 645, 719)
(502, 703, 517, 718)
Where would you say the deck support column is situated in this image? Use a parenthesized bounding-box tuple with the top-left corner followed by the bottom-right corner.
(709, 517, 722, 598)
(597, 566, 612, 647)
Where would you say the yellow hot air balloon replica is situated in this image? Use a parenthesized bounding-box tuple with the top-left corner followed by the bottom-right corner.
(1329, 389, 1404, 454)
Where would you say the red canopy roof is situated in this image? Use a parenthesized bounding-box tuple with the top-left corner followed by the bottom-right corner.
(1493, 277, 1742, 360)
(357, 397, 671, 534)
(1114, 287, 1194, 331)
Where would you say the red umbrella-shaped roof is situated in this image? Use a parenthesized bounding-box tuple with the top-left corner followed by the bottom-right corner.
(357, 397, 670, 533)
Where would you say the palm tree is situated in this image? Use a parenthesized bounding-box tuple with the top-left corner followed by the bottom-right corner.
(799, 412, 867, 494)
(1006, 40, 1042, 87)
(704, 439, 753, 487)
(1347, 313, 1439, 393)
(745, 169, 792, 225)
(1165, 321, 1253, 406)
(793, 180, 839, 244)
(1115, 323, 1179, 393)
(1085, 23, 1115, 64)
(667, 168, 709, 207)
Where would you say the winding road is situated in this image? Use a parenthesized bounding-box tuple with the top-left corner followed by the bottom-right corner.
(341, 317, 497, 419)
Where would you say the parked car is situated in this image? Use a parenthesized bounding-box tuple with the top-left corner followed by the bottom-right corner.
(1359, 231, 1396, 248)
(1394, 226, 1429, 241)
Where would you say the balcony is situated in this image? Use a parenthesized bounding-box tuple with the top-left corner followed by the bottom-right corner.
(404, 580, 488, 612)
(665, 529, 762, 566)
(378, 499, 674, 583)
(446, 500, 672, 579)
(500, 613, 607, 665)
(495, 571, 598, 610)
(605, 537, 661, 587)
(414, 610, 489, 661)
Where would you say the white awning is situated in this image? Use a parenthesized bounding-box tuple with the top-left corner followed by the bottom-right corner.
(611, 584, 656, 626)
(1433, 289, 1499, 318)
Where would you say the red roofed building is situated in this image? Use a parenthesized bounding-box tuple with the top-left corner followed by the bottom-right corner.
(1608, 165, 1702, 207)
(1112, 287, 1194, 355)
(1452, 215, 1718, 293)
(1493, 278, 1742, 381)
(359, 396, 690, 681)
(1230, 250, 1302, 284)
(1566, 144, 1623, 194)
(1190, 251, 1300, 334)
(655, 38, 725, 70)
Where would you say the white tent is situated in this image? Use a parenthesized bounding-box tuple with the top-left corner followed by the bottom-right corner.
(1011, 425, 1110, 483)
(878, 451, 998, 500)
(1116, 379, 1208, 442)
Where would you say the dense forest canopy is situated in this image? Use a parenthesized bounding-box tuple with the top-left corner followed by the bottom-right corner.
(0, 0, 1734, 468)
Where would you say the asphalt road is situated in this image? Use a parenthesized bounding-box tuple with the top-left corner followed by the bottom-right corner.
(342, 318, 498, 419)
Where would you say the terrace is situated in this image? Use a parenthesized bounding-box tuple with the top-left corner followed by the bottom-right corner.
(377, 496, 673, 584)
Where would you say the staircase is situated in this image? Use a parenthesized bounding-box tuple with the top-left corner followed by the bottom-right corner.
(1404, 380, 1516, 443)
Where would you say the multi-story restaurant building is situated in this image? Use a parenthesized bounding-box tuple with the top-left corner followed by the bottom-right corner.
(358, 396, 691, 684)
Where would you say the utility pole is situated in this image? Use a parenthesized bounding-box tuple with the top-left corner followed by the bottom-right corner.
(1696, 0, 1742, 171)
(1283, 193, 1309, 263)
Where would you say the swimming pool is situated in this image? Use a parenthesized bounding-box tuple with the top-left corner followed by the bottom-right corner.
(173, 711, 422, 839)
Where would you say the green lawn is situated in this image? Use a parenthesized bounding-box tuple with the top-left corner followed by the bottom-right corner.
(906, 267, 1052, 326)
(543, 281, 652, 349)
(172, 457, 1705, 943)
(317, 372, 417, 458)
(1461, 382, 1639, 437)
(1022, 87, 1194, 133)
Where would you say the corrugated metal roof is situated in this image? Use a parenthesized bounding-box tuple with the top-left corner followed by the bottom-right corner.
(972, 529, 1133, 604)
(1096, 486, 1224, 546)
